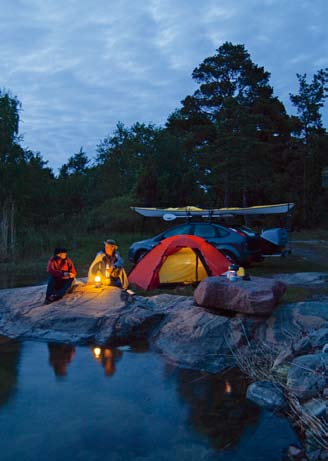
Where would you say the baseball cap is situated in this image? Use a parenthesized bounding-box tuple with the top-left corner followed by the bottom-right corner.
(104, 239, 118, 247)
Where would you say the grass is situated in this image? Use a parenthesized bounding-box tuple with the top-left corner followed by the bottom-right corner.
(282, 285, 328, 303)
(250, 253, 328, 276)
(1, 229, 328, 297)
(290, 228, 328, 241)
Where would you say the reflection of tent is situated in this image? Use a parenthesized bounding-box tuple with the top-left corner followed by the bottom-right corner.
(128, 235, 230, 290)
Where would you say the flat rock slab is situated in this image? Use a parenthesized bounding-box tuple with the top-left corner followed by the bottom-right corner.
(2, 280, 328, 375)
(0, 286, 263, 373)
(194, 276, 286, 315)
(0, 284, 162, 345)
(269, 272, 328, 286)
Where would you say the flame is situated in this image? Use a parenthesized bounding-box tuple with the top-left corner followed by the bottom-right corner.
(95, 275, 101, 283)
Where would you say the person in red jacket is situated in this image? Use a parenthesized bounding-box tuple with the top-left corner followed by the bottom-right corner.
(45, 247, 77, 304)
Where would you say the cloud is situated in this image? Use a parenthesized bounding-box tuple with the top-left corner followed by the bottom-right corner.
(0, 0, 326, 171)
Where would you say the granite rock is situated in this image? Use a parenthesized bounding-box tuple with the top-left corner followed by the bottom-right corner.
(194, 276, 286, 315)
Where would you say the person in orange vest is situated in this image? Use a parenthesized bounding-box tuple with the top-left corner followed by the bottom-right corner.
(45, 247, 77, 304)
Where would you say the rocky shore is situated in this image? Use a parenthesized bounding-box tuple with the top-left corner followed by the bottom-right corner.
(0, 273, 327, 460)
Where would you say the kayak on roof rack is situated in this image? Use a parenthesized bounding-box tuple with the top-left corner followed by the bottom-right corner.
(131, 203, 295, 220)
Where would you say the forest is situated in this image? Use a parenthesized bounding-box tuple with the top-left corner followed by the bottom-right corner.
(1, 42, 328, 262)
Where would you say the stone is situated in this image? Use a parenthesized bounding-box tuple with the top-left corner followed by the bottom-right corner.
(310, 328, 328, 349)
(1, 280, 328, 378)
(246, 380, 287, 410)
(258, 301, 328, 348)
(0, 285, 261, 373)
(305, 432, 323, 461)
(0, 283, 164, 345)
(152, 295, 259, 372)
(273, 346, 294, 368)
(270, 272, 328, 286)
(193, 276, 286, 315)
(293, 335, 312, 354)
(287, 445, 306, 461)
(301, 399, 327, 418)
(320, 450, 328, 461)
(306, 449, 322, 461)
(273, 334, 314, 368)
(287, 354, 328, 400)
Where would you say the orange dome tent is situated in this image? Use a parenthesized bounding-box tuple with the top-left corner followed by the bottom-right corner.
(128, 234, 230, 290)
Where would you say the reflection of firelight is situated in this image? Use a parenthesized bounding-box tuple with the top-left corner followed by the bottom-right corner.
(104, 349, 113, 358)
(93, 347, 102, 359)
(225, 381, 232, 394)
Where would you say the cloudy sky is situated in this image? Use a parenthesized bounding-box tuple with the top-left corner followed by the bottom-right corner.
(1, 0, 327, 171)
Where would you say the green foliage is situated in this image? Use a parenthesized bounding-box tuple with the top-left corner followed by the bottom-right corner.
(169, 42, 294, 207)
(0, 91, 56, 260)
(85, 194, 142, 233)
(0, 89, 21, 158)
(290, 69, 328, 134)
(1, 43, 328, 264)
(289, 69, 328, 223)
(59, 147, 89, 176)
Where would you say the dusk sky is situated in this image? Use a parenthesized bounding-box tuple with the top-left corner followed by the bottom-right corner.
(1, 0, 327, 172)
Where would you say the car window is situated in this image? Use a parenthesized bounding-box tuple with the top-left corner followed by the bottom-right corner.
(162, 224, 191, 238)
(215, 226, 230, 238)
(193, 224, 217, 238)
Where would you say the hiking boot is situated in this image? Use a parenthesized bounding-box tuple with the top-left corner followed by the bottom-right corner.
(44, 294, 57, 304)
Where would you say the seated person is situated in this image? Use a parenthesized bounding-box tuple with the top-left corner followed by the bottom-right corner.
(88, 239, 128, 289)
(45, 247, 77, 303)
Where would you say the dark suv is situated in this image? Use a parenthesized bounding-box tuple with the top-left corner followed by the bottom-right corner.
(128, 222, 261, 266)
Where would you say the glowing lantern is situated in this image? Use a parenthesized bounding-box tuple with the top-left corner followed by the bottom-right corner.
(94, 272, 102, 287)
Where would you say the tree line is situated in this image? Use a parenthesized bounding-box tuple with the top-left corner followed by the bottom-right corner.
(1, 42, 327, 261)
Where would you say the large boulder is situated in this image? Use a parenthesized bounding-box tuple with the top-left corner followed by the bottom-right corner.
(194, 276, 286, 315)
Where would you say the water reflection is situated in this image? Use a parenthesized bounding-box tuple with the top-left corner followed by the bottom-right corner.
(0, 336, 21, 406)
(48, 343, 76, 377)
(171, 366, 261, 451)
(91, 346, 123, 376)
(0, 270, 47, 289)
(0, 341, 299, 460)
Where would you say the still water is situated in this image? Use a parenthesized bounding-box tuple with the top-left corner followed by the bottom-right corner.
(0, 270, 47, 290)
(0, 339, 299, 461)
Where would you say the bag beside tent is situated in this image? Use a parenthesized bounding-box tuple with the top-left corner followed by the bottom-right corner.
(128, 235, 230, 290)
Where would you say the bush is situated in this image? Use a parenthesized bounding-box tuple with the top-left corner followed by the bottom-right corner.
(85, 195, 143, 232)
